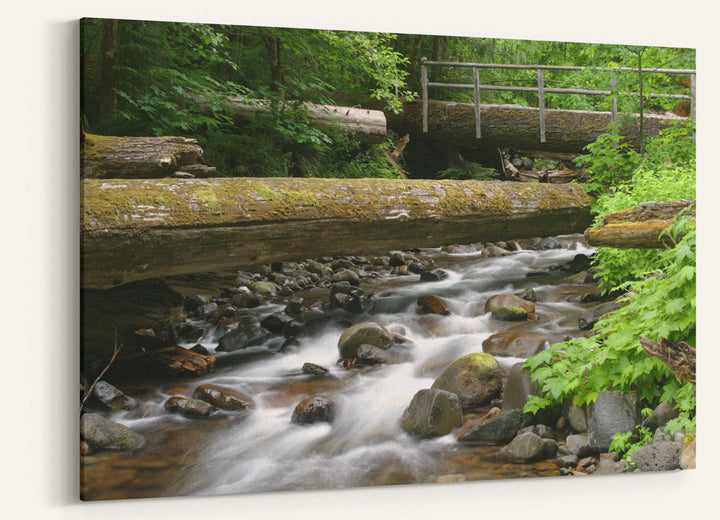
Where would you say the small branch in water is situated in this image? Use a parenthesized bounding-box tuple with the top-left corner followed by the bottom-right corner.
(80, 326, 122, 413)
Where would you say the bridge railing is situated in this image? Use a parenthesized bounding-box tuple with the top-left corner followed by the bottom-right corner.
(420, 58, 696, 143)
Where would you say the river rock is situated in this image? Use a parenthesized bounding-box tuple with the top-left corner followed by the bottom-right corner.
(175, 322, 206, 342)
(401, 389, 463, 438)
(91, 380, 137, 411)
(499, 432, 555, 462)
(420, 269, 449, 282)
(588, 391, 640, 452)
(291, 395, 336, 424)
(578, 300, 625, 330)
(482, 332, 548, 358)
(516, 288, 537, 302)
(337, 322, 393, 359)
(331, 258, 356, 271)
(518, 424, 556, 440)
(491, 307, 529, 321)
(681, 438, 696, 469)
(81, 413, 142, 450)
(231, 292, 263, 309)
(260, 313, 302, 336)
(302, 362, 329, 376)
(485, 294, 535, 314)
(331, 269, 360, 286)
(164, 396, 215, 417)
(305, 260, 332, 278)
(631, 442, 682, 471)
(648, 401, 680, 429)
(184, 294, 210, 312)
(417, 295, 451, 315)
(566, 433, 597, 458)
(564, 402, 590, 433)
(249, 281, 281, 296)
(216, 318, 273, 352)
(539, 237, 561, 250)
(482, 244, 510, 257)
(594, 457, 631, 474)
(456, 409, 525, 445)
(431, 353, 502, 408)
(389, 251, 406, 267)
(192, 384, 254, 411)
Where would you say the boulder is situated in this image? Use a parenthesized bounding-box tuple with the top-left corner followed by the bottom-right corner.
(175, 322, 206, 342)
(80, 413, 142, 450)
(417, 295, 451, 315)
(594, 458, 631, 474)
(231, 292, 263, 309)
(482, 332, 548, 358)
(91, 381, 137, 411)
(337, 322, 393, 359)
(388, 251, 406, 267)
(164, 396, 215, 417)
(648, 401, 680, 430)
(502, 363, 561, 426)
(565, 433, 597, 458)
(578, 300, 625, 330)
(291, 395, 336, 425)
(518, 424, 556, 440)
(431, 353, 502, 408)
(302, 362, 329, 376)
(249, 281, 281, 296)
(456, 409, 525, 445)
(420, 269, 449, 282)
(491, 307, 529, 321)
(484, 294, 535, 314)
(588, 391, 640, 452)
(680, 438, 696, 469)
(482, 244, 511, 257)
(401, 389, 463, 438)
(499, 432, 556, 462)
(192, 384, 254, 411)
(331, 269, 360, 286)
(631, 442, 682, 471)
(216, 318, 273, 352)
(260, 313, 301, 336)
(564, 402, 589, 433)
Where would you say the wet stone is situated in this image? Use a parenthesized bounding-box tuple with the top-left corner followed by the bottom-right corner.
(164, 396, 215, 418)
(302, 362, 329, 376)
(291, 395, 336, 425)
(192, 384, 254, 411)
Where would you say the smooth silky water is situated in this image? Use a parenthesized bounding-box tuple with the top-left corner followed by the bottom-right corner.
(80, 235, 596, 500)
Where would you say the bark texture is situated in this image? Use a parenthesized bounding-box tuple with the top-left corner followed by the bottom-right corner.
(81, 133, 206, 179)
(585, 200, 695, 248)
(639, 336, 696, 385)
(81, 177, 592, 288)
(388, 100, 687, 154)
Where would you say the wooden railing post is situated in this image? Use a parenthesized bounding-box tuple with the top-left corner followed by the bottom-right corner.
(421, 57, 429, 133)
(473, 66, 481, 138)
(537, 68, 546, 143)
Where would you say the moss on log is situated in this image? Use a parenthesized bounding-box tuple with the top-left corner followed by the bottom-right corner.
(388, 100, 686, 155)
(81, 133, 205, 179)
(585, 200, 695, 248)
(81, 177, 592, 288)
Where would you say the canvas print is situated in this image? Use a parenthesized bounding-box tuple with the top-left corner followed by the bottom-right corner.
(80, 18, 696, 501)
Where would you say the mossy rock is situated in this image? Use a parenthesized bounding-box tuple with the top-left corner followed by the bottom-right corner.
(491, 307, 529, 321)
(485, 294, 535, 313)
(431, 353, 502, 408)
(249, 281, 281, 296)
(338, 322, 393, 359)
(80, 413, 142, 450)
(401, 388, 463, 438)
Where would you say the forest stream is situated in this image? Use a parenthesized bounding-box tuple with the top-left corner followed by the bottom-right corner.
(81, 234, 603, 500)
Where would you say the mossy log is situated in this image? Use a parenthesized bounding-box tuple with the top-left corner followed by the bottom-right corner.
(81, 177, 592, 289)
(221, 98, 387, 143)
(387, 100, 686, 155)
(585, 200, 695, 248)
(81, 133, 208, 179)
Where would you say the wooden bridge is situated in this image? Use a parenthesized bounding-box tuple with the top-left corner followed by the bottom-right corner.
(387, 60, 695, 170)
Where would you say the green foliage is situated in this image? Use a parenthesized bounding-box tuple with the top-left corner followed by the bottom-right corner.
(436, 162, 496, 181)
(524, 216, 696, 457)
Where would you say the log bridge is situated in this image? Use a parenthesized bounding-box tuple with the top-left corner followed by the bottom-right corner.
(81, 177, 592, 289)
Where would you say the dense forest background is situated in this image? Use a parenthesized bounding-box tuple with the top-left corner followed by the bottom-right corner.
(80, 19, 695, 178)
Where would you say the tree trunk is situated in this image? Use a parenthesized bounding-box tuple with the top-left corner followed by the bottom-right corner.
(639, 336, 695, 385)
(221, 98, 387, 143)
(81, 133, 206, 178)
(81, 177, 593, 289)
(585, 200, 695, 248)
(387, 99, 687, 159)
(99, 19, 118, 117)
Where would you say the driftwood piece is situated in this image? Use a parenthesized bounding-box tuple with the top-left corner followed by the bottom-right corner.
(639, 336, 696, 385)
(81, 178, 592, 288)
(117, 345, 216, 376)
(585, 200, 695, 249)
(81, 133, 205, 179)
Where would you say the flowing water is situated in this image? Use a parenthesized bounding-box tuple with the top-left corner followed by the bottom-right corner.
(81, 235, 598, 500)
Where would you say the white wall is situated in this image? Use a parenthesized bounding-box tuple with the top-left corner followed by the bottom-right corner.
(2, 1, 717, 518)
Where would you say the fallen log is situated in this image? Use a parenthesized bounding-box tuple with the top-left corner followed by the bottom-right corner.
(387, 100, 686, 156)
(585, 200, 695, 248)
(221, 97, 387, 143)
(81, 133, 207, 179)
(639, 336, 696, 385)
(81, 177, 592, 288)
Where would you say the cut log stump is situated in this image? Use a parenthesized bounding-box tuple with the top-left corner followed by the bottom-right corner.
(585, 200, 695, 249)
